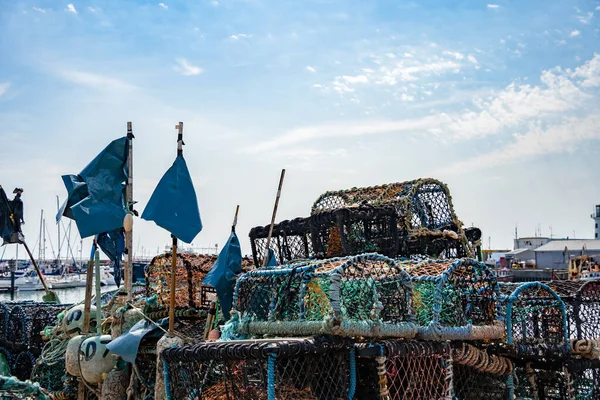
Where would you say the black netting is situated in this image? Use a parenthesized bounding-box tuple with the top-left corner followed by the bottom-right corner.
(547, 280, 600, 340)
(162, 337, 352, 400)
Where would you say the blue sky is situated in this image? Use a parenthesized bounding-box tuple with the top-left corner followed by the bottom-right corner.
(1, 0, 599, 261)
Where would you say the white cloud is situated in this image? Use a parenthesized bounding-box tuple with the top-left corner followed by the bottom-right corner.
(577, 12, 593, 24)
(33, 7, 46, 13)
(88, 6, 98, 12)
(570, 30, 581, 37)
(66, 4, 77, 14)
(173, 58, 204, 76)
(443, 51, 464, 60)
(210, 0, 219, 5)
(597, 6, 600, 11)
(0, 83, 10, 97)
(487, 4, 500, 9)
(306, 66, 316, 73)
(570, 53, 600, 87)
(230, 34, 250, 40)
(242, 116, 445, 154)
(467, 55, 478, 64)
(248, 54, 600, 153)
(400, 93, 415, 102)
(158, 3, 168, 9)
(443, 114, 600, 174)
(58, 70, 135, 90)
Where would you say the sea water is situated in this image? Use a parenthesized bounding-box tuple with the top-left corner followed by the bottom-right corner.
(0, 285, 118, 304)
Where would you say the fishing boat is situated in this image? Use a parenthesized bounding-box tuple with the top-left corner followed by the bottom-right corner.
(494, 265, 515, 282)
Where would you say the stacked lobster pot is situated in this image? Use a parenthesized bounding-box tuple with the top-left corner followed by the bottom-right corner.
(160, 179, 523, 400)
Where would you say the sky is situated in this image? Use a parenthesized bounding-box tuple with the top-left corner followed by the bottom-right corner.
(1, 0, 600, 261)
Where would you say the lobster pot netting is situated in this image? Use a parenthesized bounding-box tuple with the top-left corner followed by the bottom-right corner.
(0, 301, 68, 353)
(145, 253, 254, 309)
(310, 179, 480, 259)
(500, 282, 568, 356)
(162, 337, 354, 400)
(400, 258, 503, 341)
(513, 359, 599, 400)
(356, 341, 452, 400)
(231, 254, 417, 339)
(451, 343, 513, 400)
(547, 280, 600, 340)
(250, 218, 314, 266)
(250, 207, 400, 266)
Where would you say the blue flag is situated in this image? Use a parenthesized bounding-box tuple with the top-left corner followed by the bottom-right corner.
(141, 155, 202, 244)
(266, 248, 278, 266)
(57, 137, 128, 238)
(203, 231, 242, 319)
(97, 229, 125, 287)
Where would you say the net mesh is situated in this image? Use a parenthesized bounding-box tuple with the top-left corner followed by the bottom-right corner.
(546, 280, 600, 340)
(145, 253, 253, 309)
(162, 337, 352, 400)
(356, 341, 452, 400)
(398, 259, 501, 340)
(501, 282, 568, 354)
(232, 254, 415, 338)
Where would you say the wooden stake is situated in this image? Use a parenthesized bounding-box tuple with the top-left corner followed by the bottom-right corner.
(168, 122, 184, 333)
(232, 205, 240, 233)
(21, 242, 50, 294)
(263, 169, 285, 266)
(78, 240, 97, 400)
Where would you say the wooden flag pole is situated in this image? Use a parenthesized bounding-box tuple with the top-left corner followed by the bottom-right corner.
(168, 122, 184, 333)
(77, 239, 97, 400)
(125, 121, 135, 300)
(263, 169, 285, 267)
(232, 204, 240, 233)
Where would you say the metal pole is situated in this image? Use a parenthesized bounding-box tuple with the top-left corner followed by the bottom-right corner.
(56, 195, 61, 262)
(126, 121, 134, 300)
(38, 210, 43, 260)
(263, 169, 285, 266)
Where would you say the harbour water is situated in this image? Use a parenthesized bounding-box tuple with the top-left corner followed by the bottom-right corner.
(0, 285, 118, 303)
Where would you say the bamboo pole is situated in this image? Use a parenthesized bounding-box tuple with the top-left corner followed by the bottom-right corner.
(232, 205, 240, 232)
(126, 121, 134, 300)
(263, 169, 285, 266)
(78, 240, 97, 400)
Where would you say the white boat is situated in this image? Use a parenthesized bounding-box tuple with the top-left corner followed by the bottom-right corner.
(4, 270, 50, 291)
(47, 273, 85, 289)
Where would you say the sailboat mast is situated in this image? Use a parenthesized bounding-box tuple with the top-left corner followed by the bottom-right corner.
(38, 210, 43, 260)
(42, 217, 46, 261)
(126, 122, 134, 300)
(56, 196, 61, 262)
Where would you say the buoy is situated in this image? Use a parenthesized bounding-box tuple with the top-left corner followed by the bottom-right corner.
(62, 304, 97, 337)
(208, 329, 220, 341)
(65, 335, 86, 376)
(154, 334, 184, 400)
(79, 335, 115, 384)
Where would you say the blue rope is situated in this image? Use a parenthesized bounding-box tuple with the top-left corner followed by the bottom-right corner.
(267, 353, 277, 400)
(163, 358, 172, 400)
(348, 346, 356, 400)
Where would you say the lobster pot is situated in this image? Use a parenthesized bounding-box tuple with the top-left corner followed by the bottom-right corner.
(547, 280, 600, 340)
(145, 253, 253, 309)
(161, 337, 354, 400)
(513, 359, 600, 400)
(356, 341, 452, 400)
(400, 258, 503, 341)
(250, 217, 313, 266)
(451, 343, 513, 400)
(231, 254, 417, 339)
(310, 179, 480, 259)
(0, 301, 69, 355)
(308, 206, 400, 259)
(500, 282, 568, 355)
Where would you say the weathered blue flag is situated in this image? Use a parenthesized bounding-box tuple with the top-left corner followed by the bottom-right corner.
(57, 137, 128, 238)
(266, 248, 278, 267)
(141, 155, 202, 244)
(203, 231, 242, 319)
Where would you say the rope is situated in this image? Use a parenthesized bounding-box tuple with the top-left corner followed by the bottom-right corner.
(267, 352, 276, 400)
